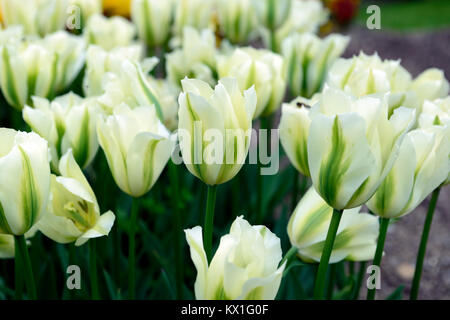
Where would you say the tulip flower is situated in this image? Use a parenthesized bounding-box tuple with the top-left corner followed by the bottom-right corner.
(185, 216, 285, 300)
(23, 93, 101, 172)
(0, 0, 69, 36)
(253, 0, 292, 30)
(146, 76, 179, 131)
(366, 124, 449, 300)
(411, 68, 449, 102)
(37, 150, 115, 246)
(173, 0, 215, 36)
(84, 14, 137, 51)
(0, 128, 51, 299)
(0, 129, 51, 236)
(178, 78, 256, 186)
(166, 27, 217, 88)
(83, 44, 144, 97)
(217, 0, 258, 44)
(288, 187, 379, 263)
(0, 30, 85, 110)
(307, 87, 414, 299)
(132, 0, 174, 48)
(419, 97, 450, 128)
(218, 47, 285, 118)
(326, 52, 419, 115)
(282, 32, 349, 98)
(279, 97, 314, 177)
(367, 125, 450, 219)
(263, 0, 328, 52)
(0, 234, 14, 258)
(308, 87, 415, 210)
(97, 104, 175, 198)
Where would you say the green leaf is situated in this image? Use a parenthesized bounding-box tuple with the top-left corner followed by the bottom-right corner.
(386, 285, 405, 300)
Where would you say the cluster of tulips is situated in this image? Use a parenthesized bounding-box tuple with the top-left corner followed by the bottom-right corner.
(0, 0, 448, 301)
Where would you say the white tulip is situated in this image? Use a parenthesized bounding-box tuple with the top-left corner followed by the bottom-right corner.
(217, 0, 258, 44)
(185, 216, 285, 300)
(411, 68, 449, 102)
(173, 0, 215, 36)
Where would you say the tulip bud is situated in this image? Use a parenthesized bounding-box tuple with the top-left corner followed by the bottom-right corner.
(83, 44, 144, 97)
(0, 234, 14, 258)
(218, 47, 285, 118)
(174, 0, 215, 36)
(178, 78, 256, 185)
(279, 97, 313, 177)
(367, 125, 450, 218)
(84, 14, 137, 51)
(282, 32, 349, 98)
(307, 87, 415, 210)
(217, 0, 258, 44)
(288, 187, 379, 263)
(132, 0, 174, 48)
(411, 68, 449, 102)
(0, 0, 69, 36)
(23, 93, 101, 172)
(37, 150, 115, 246)
(326, 52, 419, 115)
(185, 216, 285, 300)
(97, 104, 175, 197)
(253, 0, 292, 30)
(166, 27, 217, 88)
(0, 129, 51, 235)
(264, 0, 328, 52)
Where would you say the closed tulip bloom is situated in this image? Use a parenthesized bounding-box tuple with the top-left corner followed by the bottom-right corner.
(0, 234, 14, 258)
(83, 44, 143, 96)
(97, 104, 175, 198)
(307, 87, 415, 210)
(23, 93, 101, 172)
(326, 52, 419, 114)
(185, 216, 285, 300)
(282, 32, 349, 98)
(37, 150, 115, 246)
(419, 97, 450, 128)
(178, 78, 256, 185)
(84, 14, 137, 51)
(132, 0, 174, 48)
(69, 0, 102, 24)
(0, 129, 51, 235)
(367, 125, 450, 218)
(0, 0, 68, 36)
(166, 27, 217, 88)
(173, 0, 215, 36)
(279, 97, 314, 177)
(217, 0, 258, 44)
(253, 0, 292, 30)
(288, 187, 379, 263)
(218, 47, 285, 118)
(411, 68, 449, 102)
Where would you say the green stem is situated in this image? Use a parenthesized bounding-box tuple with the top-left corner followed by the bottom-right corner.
(313, 208, 343, 300)
(169, 161, 183, 300)
(89, 240, 100, 300)
(128, 196, 139, 299)
(14, 235, 36, 299)
(348, 261, 355, 277)
(326, 264, 336, 300)
(204, 185, 217, 262)
(280, 246, 298, 268)
(353, 261, 366, 300)
(367, 217, 390, 300)
(291, 170, 299, 212)
(14, 237, 23, 300)
(410, 187, 441, 300)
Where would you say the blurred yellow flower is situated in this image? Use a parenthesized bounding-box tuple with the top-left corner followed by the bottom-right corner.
(103, 0, 131, 17)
